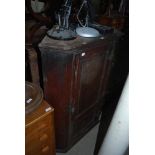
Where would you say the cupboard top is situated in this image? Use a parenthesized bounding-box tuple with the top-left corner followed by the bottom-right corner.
(39, 33, 115, 51)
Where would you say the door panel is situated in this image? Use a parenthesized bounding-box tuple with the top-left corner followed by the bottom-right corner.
(78, 55, 104, 114)
(75, 47, 107, 116)
(70, 55, 103, 139)
(70, 45, 108, 139)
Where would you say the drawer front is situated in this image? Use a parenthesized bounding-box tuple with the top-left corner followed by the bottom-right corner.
(26, 114, 52, 135)
(26, 127, 51, 147)
(26, 131, 53, 155)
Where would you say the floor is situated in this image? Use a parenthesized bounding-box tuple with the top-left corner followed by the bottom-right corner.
(56, 124, 99, 155)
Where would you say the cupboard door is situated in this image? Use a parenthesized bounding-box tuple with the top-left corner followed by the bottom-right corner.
(71, 45, 108, 138)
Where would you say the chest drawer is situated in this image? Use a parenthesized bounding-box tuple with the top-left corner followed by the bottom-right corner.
(26, 113, 51, 136)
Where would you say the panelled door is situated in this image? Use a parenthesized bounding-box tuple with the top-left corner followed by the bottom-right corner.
(70, 44, 109, 140)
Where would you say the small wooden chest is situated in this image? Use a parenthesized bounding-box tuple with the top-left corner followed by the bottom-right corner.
(25, 101, 55, 155)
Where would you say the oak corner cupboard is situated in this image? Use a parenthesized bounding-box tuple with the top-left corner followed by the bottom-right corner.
(39, 33, 115, 152)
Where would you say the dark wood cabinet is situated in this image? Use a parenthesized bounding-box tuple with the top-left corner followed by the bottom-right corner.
(39, 34, 115, 152)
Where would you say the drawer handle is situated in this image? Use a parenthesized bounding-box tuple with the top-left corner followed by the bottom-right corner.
(38, 123, 47, 130)
(42, 146, 49, 153)
(40, 134, 48, 141)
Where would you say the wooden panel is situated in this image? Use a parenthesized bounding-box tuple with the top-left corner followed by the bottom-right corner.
(69, 45, 108, 141)
(74, 45, 109, 114)
(41, 51, 73, 150)
(78, 54, 104, 113)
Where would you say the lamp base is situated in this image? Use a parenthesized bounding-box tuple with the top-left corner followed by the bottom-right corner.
(76, 27, 100, 38)
(47, 25, 76, 40)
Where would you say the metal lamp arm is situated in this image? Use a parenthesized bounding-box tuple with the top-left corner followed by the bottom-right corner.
(76, 0, 88, 27)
